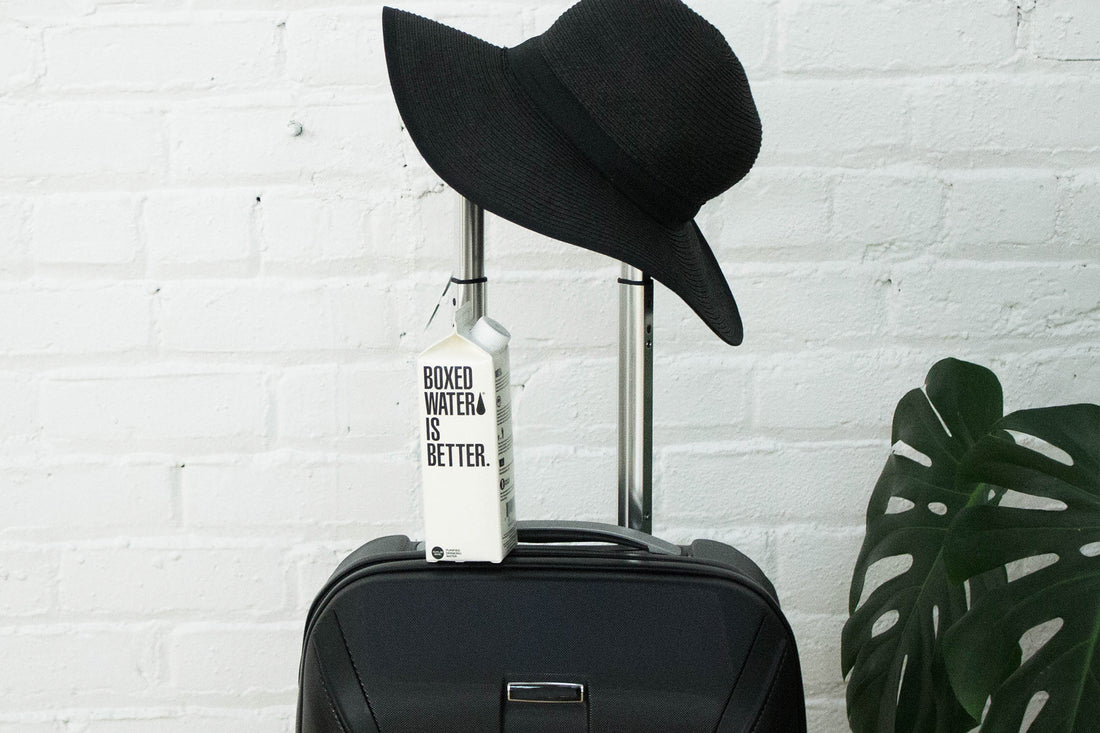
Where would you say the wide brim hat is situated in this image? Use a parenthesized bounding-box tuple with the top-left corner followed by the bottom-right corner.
(383, 0, 761, 345)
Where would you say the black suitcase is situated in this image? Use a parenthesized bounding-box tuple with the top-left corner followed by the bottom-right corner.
(295, 201, 806, 732)
(297, 522, 804, 732)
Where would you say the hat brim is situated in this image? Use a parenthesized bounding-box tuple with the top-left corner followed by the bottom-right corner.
(383, 7, 744, 345)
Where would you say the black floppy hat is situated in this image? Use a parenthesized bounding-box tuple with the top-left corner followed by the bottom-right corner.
(383, 0, 761, 345)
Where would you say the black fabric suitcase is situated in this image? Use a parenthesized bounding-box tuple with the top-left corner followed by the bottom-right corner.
(297, 521, 805, 732)
(295, 201, 806, 732)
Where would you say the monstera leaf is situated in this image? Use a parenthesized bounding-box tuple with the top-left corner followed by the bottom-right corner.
(942, 403, 1100, 733)
(842, 359, 1005, 733)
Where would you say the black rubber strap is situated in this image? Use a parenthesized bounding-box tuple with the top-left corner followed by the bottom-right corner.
(450, 276, 488, 285)
(507, 37, 700, 226)
(517, 520, 681, 556)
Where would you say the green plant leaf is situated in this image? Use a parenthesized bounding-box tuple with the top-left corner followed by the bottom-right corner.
(942, 403, 1100, 733)
(842, 358, 1005, 733)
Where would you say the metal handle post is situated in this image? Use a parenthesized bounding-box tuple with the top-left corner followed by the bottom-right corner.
(618, 263, 653, 533)
(457, 197, 486, 319)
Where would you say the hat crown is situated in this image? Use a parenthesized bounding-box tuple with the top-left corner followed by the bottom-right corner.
(540, 0, 761, 209)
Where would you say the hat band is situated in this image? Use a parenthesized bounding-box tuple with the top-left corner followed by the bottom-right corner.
(507, 38, 702, 227)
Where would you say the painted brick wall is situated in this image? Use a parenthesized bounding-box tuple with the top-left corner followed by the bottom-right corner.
(0, 1, 1096, 730)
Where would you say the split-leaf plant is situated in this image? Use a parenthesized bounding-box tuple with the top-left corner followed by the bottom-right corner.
(842, 358, 1099, 733)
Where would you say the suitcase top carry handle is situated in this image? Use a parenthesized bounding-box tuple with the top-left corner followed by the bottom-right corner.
(517, 520, 681, 556)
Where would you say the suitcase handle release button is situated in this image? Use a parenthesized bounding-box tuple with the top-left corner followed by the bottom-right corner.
(506, 682, 585, 704)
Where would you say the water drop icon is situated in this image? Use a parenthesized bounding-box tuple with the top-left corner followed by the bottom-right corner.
(476, 394, 486, 415)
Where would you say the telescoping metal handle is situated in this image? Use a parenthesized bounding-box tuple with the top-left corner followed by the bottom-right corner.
(460, 195, 654, 535)
(457, 197, 486, 319)
(517, 521, 680, 556)
(618, 264, 653, 533)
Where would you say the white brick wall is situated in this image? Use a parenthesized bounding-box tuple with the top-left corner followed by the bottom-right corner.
(0, 1, 1096, 730)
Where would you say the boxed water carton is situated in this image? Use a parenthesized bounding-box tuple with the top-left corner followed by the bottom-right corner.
(417, 303, 517, 563)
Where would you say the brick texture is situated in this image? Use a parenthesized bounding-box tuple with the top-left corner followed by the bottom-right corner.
(1, 1, 1096, 730)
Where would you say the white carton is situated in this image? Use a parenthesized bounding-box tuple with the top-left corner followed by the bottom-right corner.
(417, 304, 517, 563)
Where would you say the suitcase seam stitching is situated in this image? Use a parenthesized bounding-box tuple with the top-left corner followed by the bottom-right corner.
(312, 644, 349, 733)
(747, 644, 790, 733)
(714, 613, 766, 733)
(334, 612, 383, 732)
